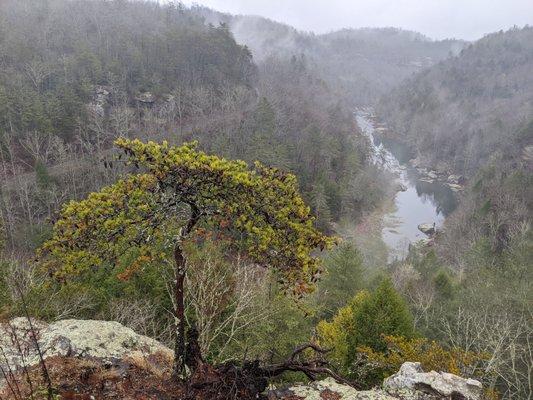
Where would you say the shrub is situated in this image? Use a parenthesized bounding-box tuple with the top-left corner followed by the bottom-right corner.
(358, 335, 488, 378)
(348, 278, 415, 353)
(316, 278, 416, 383)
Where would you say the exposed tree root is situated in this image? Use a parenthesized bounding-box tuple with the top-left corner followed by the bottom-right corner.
(186, 341, 360, 399)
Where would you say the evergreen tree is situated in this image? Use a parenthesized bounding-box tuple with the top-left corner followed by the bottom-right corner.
(317, 279, 415, 376)
(350, 278, 415, 353)
(317, 242, 364, 317)
(39, 139, 335, 377)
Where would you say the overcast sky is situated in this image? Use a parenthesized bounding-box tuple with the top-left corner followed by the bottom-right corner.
(179, 0, 532, 40)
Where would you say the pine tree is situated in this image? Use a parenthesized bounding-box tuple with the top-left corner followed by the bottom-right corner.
(39, 139, 335, 377)
(317, 278, 415, 378)
(350, 278, 415, 353)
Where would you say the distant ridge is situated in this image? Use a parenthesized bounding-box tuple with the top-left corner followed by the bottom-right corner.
(191, 6, 466, 104)
(377, 26, 533, 176)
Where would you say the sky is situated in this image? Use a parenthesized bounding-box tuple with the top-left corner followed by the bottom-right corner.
(178, 0, 533, 40)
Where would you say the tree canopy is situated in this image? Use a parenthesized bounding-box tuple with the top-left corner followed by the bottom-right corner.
(40, 139, 334, 294)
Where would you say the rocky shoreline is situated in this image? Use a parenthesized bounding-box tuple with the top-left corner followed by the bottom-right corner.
(409, 157, 466, 192)
(359, 107, 466, 193)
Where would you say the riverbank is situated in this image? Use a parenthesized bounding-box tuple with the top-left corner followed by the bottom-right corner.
(360, 108, 467, 192)
(354, 108, 458, 261)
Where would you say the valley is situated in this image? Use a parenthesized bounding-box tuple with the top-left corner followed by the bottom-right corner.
(0, 1, 531, 399)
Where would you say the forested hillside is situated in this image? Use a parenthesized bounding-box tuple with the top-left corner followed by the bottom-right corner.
(0, 1, 531, 400)
(373, 27, 533, 400)
(195, 7, 465, 104)
(377, 26, 533, 176)
(0, 0, 382, 254)
(0, 0, 392, 384)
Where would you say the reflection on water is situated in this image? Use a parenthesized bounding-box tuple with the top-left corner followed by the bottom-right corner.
(356, 109, 457, 260)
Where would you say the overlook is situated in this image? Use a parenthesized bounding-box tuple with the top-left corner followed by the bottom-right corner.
(0, 1, 531, 399)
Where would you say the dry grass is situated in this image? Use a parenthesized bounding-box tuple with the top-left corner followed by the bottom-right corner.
(124, 350, 173, 379)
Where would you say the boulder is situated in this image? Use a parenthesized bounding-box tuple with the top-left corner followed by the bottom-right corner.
(426, 171, 438, 180)
(396, 182, 408, 192)
(135, 91, 156, 104)
(418, 223, 436, 235)
(384, 362, 482, 400)
(0, 318, 172, 378)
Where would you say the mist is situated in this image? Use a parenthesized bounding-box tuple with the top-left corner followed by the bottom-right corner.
(182, 0, 533, 40)
(0, 1, 531, 399)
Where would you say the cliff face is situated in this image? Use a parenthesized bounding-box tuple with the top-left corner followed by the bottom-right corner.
(0, 318, 482, 400)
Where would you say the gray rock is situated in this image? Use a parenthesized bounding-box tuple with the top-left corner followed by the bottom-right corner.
(270, 363, 483, 399)
(135, 92, 156, 104)
(384, 362, 482, 400)
(418, 223, 436, 235)
(0, 318, 172, 379)
(87, 85, 111, 117)
(269, 377, 397, 399)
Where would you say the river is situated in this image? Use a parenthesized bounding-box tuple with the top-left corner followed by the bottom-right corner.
(355, 108, 458, 260)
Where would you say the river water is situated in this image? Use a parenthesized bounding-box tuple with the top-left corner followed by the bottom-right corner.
(355, 108, 457, 260)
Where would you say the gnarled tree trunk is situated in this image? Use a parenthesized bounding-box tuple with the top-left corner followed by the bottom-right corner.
(172, 204, 201, 378)
(173, 241, 187, 378)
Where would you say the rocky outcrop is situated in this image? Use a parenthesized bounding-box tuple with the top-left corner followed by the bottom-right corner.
(0, 318, 172, 378)
(384, 362, 482, 400)
(268, 378, 397, 399)
(271, 363, 482, 399)
(1, 319, 482, 400)
(87, 85, 111, 117)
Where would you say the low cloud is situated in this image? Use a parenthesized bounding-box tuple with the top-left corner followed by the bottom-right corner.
(180, 0, 533, 40)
